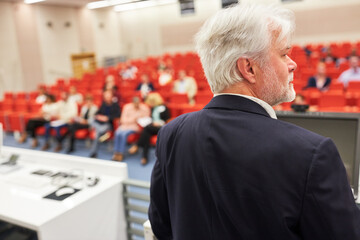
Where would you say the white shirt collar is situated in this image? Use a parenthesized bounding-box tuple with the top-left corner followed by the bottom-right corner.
(213, 93, 277, 119)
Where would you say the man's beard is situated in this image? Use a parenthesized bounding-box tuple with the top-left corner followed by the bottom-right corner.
(260, 67, 295, 106)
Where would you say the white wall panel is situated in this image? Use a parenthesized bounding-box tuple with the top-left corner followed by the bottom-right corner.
(35, 5, 80, 85)
(0, 3, 23, 95)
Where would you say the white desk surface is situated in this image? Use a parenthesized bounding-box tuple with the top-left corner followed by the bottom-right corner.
(0, 146, 128, 231)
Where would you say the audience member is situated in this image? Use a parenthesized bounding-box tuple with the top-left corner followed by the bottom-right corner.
(136, 74, 155, 99)
(41, 91, 78, 152)
(89, 90, 121, 158)
(173, 70, 198, 104)
(121, 62, 138, 80)
(66, 94, 98, 153)
(68, 86, 83, 104)
(35, 86, 48, 104)
(18, 94, 59, 148)
(338, 55, 360, 87)
(112, 96, 150, 162)
(128, 93, 170, 165)
(103, 75, 120, 103)
(158, 67, 173, 86)
(304, 62, 331, 91)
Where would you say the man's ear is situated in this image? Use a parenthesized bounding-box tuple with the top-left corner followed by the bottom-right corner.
(236, 58, 256, 84)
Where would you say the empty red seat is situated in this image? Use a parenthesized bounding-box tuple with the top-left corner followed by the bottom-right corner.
(169, 93, 188, 104)
(318, 94, 346, 112)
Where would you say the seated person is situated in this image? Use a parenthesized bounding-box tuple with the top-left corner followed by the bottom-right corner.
(158, 67, 173, 86)
(128, 93, 170, 165)
(41, 91, 78, 152)
(65, 94, 98, 153)
(18, 94, 59, 148)
(68, 86, 83, 104)
(304, 62, 331, 91)
(112, 96, 150, 161)
(121, 62, 138, 80)
(338, 55, 360, 87)
(35, 85, 48, 104)
(136, 74, 155, 100)
(89, 90, 121, 158)
(103, 75, 120, 103)
(173, 70, 198, 104)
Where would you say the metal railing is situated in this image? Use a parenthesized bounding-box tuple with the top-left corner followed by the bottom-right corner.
(122, 179, 151, 240)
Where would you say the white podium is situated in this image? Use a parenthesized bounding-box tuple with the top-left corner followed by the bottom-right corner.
(0, 146, 128, 240)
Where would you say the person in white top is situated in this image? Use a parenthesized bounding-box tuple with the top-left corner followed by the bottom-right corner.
(68, 86, 83, 104)
(35, 86, 48, 104)
(41, 92, 78, 152)
(65, 94, 98, 153)
(172, 70, 198, 104)
(338, 55, 360, 87)
(18, 94, 59, 148)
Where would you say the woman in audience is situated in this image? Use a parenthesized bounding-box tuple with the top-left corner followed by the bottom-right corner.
(68, 86, 83, 104)
(18, 94, 59, 148)
(112, 96, 150, 161)
(35, 85, 48, 104)
(128, 92, 170, 165)
(304, 62, 331, 91)
(41, 91, 78, 152)
(65, 94, 98, 153)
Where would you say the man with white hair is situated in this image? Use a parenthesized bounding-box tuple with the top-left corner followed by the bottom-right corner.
(149, 3, 360, 240)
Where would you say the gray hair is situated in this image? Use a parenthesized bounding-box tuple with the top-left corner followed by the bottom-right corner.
(195, 3, 295, 93)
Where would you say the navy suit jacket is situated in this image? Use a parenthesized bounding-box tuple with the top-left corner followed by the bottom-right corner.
(149, 95, 360, 240)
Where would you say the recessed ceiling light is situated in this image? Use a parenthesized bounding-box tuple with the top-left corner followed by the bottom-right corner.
(24, 0, 46, 4)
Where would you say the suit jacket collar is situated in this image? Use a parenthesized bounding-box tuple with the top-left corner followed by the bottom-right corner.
(204, 95, 273, 118)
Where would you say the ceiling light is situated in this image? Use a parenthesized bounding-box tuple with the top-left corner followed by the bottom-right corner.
(87, 1, 111, 9)
(87, 0, 137, 9)
(114, 0, 177, 12)
(24, 0, 45, 4)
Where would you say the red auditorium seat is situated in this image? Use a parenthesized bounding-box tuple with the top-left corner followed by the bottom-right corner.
(345, 81, 360, 106)
(14, 100, 29, 113)
(4, 92, 14, 101)
(150, 135, 157, 146)
(74, 129, 89, 139)
(127, 132, 140, 144)
(169, 93, 188, 104)
(28, 101, 42, 113)
(318, 94, 346, 112)
(302, 88, 321, 105)
(16, 92, 27, 100)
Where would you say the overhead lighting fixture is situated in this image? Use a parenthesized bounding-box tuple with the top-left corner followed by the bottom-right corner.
(87, 0, 138, 10)
(24, 0, 45, 4)
(114, 0, 177, 12)
(87, 1, 111, 9)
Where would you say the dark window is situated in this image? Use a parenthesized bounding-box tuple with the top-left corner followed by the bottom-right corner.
(222, 0, 238, 8)
(179, 0, 195, 15)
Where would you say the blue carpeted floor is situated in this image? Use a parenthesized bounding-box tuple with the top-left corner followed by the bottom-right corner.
(3, 132, 155, 182)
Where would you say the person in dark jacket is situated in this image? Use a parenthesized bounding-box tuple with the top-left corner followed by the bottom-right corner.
(304, 62, 331, 91)
(136, 74, 155, 100)
(89, 90, 120, 158)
